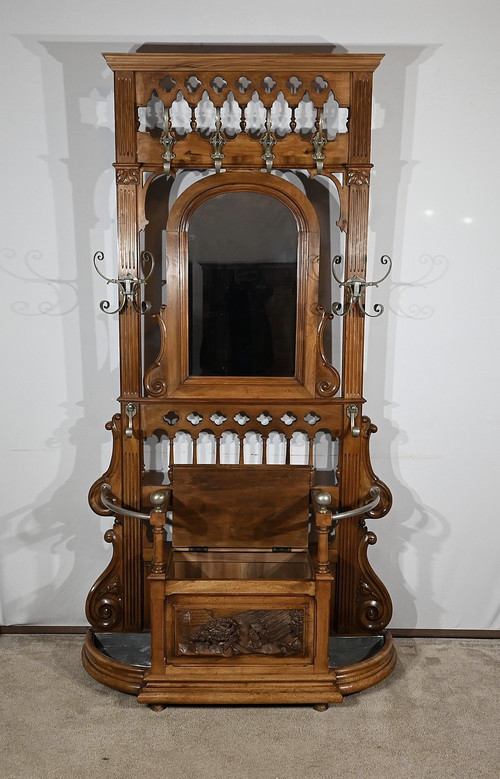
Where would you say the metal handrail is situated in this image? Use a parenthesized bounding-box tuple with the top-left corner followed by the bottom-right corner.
(100, 483, 152, 520)
(313, 486, 381, 521)
(101, 482, 380, 523)
(333, 487, 381, 520)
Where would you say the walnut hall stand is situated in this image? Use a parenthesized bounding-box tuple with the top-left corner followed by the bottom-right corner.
(82, 45, 397, 709)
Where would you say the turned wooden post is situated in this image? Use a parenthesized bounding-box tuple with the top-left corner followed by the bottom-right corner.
(312, 490, 334, 674)
(148, 491, 169, 674)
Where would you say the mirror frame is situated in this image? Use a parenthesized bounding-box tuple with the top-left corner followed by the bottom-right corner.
(164, 171, 320, 399)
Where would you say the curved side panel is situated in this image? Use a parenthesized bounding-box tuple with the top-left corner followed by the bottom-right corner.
(88, 414, 123, 516)
(85, 525, 124, 632)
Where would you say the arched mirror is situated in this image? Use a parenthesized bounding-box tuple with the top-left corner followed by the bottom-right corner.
(188, 191, 298, 377)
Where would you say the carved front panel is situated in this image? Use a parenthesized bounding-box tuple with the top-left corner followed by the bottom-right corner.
(180, 609, 303, 656)
(167, 595, 314, 664)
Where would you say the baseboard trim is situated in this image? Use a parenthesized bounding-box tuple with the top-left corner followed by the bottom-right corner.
(1, 626, 499, 638)
(390, 629, 500, 639)
(0, 626, 88, 634)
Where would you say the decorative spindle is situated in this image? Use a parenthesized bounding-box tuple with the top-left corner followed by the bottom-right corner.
(93, 251, 155, 315)
(331, 254, 392, 318)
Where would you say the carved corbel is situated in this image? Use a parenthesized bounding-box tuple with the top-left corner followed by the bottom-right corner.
(88, 414, 123, 516)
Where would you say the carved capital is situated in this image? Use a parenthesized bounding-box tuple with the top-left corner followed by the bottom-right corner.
(347, 169, 370, 187)
(116, 167, 140, 185)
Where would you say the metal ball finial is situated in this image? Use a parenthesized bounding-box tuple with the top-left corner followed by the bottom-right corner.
(315, 491, 332, 512)
(150, 490, 167, 509)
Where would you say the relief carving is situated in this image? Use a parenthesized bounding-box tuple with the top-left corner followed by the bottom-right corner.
(179, 609, 304, 657)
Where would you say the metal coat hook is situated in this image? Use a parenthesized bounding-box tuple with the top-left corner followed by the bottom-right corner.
(125, 403, 137, 438)
(210, 107, 226, 173)
(93, 250, 154, 315)
(260, 108, 276, 173)
(311, 107, 327, 174)
(347, 404, 361, 437)
(160, 106, 176, 176)
(331, 254, 392, 317)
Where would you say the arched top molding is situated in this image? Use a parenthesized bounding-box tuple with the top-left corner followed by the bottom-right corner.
(166, 171, 321, 238)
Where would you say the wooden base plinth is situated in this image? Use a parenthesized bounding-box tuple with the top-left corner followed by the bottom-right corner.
(82, 629, 396, 703)
(137, 674, 343, 706)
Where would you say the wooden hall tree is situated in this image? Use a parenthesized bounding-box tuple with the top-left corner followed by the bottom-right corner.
(82, 45, 396, 708)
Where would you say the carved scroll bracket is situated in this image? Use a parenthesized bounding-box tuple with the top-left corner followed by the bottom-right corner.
(356, 530, 392, 631)
(144, 304, 168, 397)
(309, 170, 348, 233)
(315, 305, 340, 397)
(85, 524, 124, 631)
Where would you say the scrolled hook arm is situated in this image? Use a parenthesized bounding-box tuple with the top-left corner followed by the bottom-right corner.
(330, 254, 392, 318)
(370, 254, 392, 286)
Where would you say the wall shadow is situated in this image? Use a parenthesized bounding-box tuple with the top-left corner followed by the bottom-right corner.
(357, 43, 450, 628)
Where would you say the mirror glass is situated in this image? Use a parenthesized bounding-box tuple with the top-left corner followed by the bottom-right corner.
(188, 191, 298, 376)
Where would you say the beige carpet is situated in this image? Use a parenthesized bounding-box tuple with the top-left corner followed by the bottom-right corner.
(0, 635, 498, 779)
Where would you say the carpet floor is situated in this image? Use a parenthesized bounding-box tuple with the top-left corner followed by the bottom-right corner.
(0, 635, 498, 779)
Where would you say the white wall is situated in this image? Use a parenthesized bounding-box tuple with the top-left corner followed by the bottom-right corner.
(1, 0, 499, 628)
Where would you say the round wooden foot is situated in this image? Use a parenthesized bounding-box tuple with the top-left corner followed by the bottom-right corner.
(313, 703, 329, 712)
(149, 703, 167, 712)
